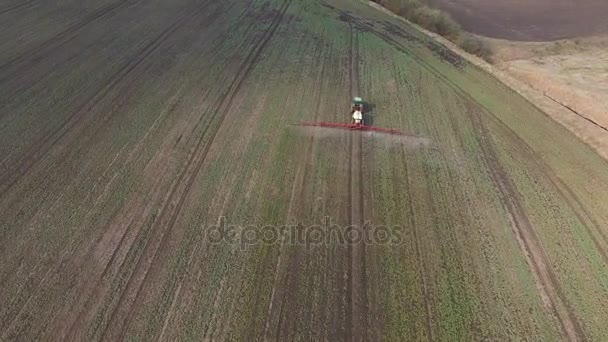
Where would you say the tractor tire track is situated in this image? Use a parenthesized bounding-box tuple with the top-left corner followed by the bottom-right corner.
(44, 130, 177, 339)
(0, 0, 136, 77)
(470, 111, 585, 341)
(0, 7, 193, 196)
(250, 18, 311, 339)
(383, 16, 608, 309)
(347, 24, 368, 341)
(0, 127, 146, 338)
(266, 42, 327, 340)
(544, 178, 608, 263)
(308, 46, 333, 338)
(489, 115, 608, 265)
(57, 187, 163, 340)
(0, 137, 128, 302)
(0, 0, 34, 15)
(333, 13, 591, 339)
(0, 87, 184, 314)
(98, 1, 292, 339)
(392, 64, 436, 340)
(261, 22, 328, 340)
(345, 23, 355, 340)
(156, 235, 200, 341)
(26, 3, 220, 338)
(330, 8, 591, 339)
(11, 0, 226, 196)
(400, 147, 435, 341)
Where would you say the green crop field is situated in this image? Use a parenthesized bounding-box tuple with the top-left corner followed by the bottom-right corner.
(1, 0, 608, 340)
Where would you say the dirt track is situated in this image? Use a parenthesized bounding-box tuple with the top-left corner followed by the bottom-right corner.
(2, 0, 608, 340)
(347, 25, 368, 340)
(427, 0, 608, 41)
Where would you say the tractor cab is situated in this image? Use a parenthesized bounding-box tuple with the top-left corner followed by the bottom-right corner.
(352, 97, 364, 112)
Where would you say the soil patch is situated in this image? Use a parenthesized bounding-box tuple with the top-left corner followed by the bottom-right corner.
(427, 0, 608, 41)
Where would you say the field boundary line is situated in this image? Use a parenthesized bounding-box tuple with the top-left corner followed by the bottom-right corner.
(543, 93, 608, 133)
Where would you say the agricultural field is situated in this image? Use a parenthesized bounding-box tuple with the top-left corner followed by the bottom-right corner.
(1, 0, 608, 340)
(426, 0, 608, 41)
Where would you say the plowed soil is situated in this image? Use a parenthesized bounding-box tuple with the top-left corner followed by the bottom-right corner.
(2, 0, 608, 340)
(427, 0, 608, 41)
